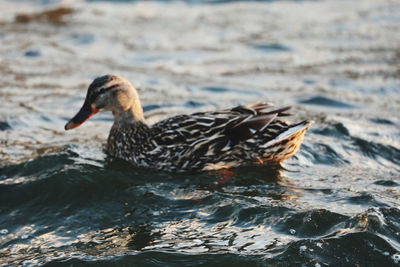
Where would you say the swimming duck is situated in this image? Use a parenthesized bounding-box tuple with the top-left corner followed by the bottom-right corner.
(65, 75, 312, 172)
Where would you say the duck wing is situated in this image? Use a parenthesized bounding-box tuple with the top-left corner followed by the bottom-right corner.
(151, 103, 291, 152)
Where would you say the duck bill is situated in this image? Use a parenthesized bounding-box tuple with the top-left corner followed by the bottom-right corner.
(65, 101, 99, 130)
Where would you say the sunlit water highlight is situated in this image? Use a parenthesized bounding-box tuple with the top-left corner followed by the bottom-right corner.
(0, 0, 399, 266)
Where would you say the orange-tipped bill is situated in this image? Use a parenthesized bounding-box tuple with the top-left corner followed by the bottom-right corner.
(65, 101, 99, 130)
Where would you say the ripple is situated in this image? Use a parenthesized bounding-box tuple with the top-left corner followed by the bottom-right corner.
(24, 50, 41, 57)
(345, 193, 389, 208)
(271, 231, 399, 266)
(68, 34, 95, 46)
(302, 143, 349, 165)
(299, 96, 356, 108)
(42, 252, 265, 266)
(143, 104, 174, 112)
(313, 122, 350, 138)
(370, 118, 395, 125)
(373, 180, 399, 187)
(352, 137, 400, 165)
(275, 209, 348, 238)
(0, 121, 11, 131)
(0, 0, 399, 266)
(143, 101, 206, 113)
(0, 153, 74, 185)
(200, 86, 261, 96)
(251, 43, 291, 53)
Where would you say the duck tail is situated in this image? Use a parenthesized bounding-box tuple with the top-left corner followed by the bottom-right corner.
(262, 120, 313, 163)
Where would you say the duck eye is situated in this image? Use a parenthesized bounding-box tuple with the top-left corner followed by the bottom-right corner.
(98, 87, 108, 95)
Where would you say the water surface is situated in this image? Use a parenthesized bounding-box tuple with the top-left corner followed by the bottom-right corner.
(0, 0, 399, 266)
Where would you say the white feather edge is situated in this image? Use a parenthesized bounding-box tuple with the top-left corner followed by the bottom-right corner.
(259, 121, 313, 148)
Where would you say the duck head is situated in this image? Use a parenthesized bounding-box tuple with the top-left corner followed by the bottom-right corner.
(65, 75, 143, 130)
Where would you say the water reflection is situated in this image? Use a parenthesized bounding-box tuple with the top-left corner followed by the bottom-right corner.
(0, 0, 399, 265)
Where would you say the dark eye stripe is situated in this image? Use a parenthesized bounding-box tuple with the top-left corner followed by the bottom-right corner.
(106, 84, 119, 91)
(99, 84, 119, 95)
(90, 84, 119, 103)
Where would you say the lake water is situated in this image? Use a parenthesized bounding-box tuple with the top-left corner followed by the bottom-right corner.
(0, 0, 399, 266)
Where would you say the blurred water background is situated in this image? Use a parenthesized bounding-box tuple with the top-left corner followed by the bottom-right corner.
(0, 0, 399, 266)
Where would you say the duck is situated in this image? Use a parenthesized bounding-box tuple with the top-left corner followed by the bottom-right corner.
(65, 75, 312, 172)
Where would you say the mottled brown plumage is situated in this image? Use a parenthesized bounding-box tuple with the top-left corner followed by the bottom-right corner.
(65, 75, 312, 172)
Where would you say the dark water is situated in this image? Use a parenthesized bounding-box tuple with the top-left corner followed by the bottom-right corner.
(0, 0, 399, 266)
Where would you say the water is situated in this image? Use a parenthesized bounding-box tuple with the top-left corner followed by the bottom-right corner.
(0, 0, 399, 266)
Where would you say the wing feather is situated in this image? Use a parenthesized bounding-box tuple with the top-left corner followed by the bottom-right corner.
(151, 104, 292, 156)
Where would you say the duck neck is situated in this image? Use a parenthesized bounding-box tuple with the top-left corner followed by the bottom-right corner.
(112, 104, 144, 127)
